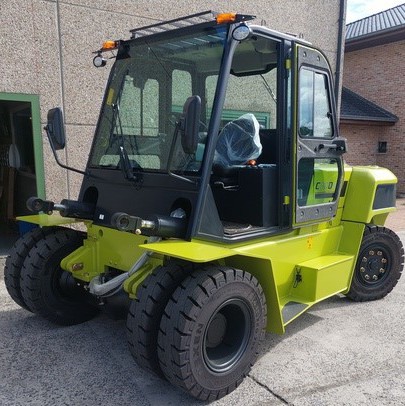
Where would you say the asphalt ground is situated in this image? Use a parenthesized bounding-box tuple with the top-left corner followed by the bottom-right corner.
(1, 227, 404, 405)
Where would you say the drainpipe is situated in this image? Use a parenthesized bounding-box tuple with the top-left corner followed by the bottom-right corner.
(335, 0, 346, 120)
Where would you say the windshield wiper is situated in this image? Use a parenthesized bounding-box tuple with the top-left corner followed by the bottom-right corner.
(119, 145, 135, 180)
(260, 74, 277, 103)
(116, 105, 142, 183)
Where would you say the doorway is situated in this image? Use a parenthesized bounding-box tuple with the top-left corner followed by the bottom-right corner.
(0, 93, 45, 253)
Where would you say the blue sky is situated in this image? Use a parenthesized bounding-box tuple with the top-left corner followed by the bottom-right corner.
(347, 0, 404, 23)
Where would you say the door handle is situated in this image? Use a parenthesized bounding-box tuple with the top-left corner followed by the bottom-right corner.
(316, 139, 347, 153)
(318, 143, 337, 150)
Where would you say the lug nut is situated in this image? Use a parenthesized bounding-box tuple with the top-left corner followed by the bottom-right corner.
(381, 258, 387, 264)
(373, 275, 378, 281)
(362, 257, 368, 262)
(379, 268, 385, 274)
(377, 251, 382, 256)
(365, 274, 370, 280)
(369, 250, 375, 255)
(360, 267, 365, 272)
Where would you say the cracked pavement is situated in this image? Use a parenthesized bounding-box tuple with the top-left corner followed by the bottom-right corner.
(1, 230, 404, 405)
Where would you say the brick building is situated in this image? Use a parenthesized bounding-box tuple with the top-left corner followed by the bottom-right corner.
(340, 4, 405, 195)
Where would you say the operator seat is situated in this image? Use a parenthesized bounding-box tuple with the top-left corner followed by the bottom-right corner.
(212, 113, 262, 185)
(211, 114, 278, 228)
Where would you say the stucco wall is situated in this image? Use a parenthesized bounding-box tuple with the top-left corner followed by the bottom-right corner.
(0, 0, 344, 203)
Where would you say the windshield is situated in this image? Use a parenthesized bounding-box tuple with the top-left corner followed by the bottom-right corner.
(89, 25, 227, 174)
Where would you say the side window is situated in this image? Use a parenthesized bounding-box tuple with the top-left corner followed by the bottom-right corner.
(213, 36, 278, 130)
(212, 37, 279, 167)
(221, 69, 275, 129)
(299, 69, 333, 138)
(297, 158, 339, 207)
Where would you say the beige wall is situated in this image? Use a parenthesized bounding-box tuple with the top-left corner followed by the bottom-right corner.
(0, 0, 344, 203)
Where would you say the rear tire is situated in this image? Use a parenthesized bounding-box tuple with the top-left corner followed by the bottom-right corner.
(4, 227, 55, 311)
(158, 266, 266, 401)
(126, 263, 190, 376)
(20, 228, 99, 325)
(347, 226, 404, 301)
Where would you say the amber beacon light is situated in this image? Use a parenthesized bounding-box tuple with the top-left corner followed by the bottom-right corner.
(216, 13, 237, 24)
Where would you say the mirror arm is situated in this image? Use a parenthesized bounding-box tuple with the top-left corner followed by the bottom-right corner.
(45, 125, 89, 177)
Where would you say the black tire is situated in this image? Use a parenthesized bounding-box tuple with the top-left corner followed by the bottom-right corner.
(126, 263, 190, 376)
(20, 228, 99, 325)
(4, 227, 56, 311)
(158, 266, 267, 401)
(346, 225, 404, 302)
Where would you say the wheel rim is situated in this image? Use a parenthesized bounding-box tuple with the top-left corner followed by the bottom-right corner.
(52, 266, 84, 301)
(202, 298, 252, 373)
(357, 244, 391, 287)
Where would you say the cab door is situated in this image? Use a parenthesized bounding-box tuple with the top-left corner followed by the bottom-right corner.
(293, 44, 346, 225)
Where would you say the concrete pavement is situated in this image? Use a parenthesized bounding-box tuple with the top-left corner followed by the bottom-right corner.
(1, 232, 404, 406)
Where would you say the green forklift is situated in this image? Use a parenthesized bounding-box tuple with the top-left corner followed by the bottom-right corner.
(4, 11, 404, 401)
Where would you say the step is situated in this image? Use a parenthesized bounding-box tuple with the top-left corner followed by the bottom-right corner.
(290, 253, 355, 304)
(282, 301, 309, 324)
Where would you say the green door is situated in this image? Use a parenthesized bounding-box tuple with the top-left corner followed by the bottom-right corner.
(0, 93, 45, 225)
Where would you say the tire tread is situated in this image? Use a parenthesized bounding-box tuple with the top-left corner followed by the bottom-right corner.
(19, 228, 98, 325)
(158, 265, 267, 400)
(4, 227, 56, 311)
(126, 263, 190, 376)
(347, 225, 404, 302)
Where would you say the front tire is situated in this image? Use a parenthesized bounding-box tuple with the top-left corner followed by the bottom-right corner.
(126, 263, 190, 376)
(20, 228, 99, 325)
(158, 266, 267, 401)
(4, 227, 55, 311)
(347, 226, 404, 302)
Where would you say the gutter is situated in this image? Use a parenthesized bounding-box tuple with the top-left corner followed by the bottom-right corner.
(340, 116, 398, 125)
(345, 26, 405, 52)
(334, 0, 346, 115)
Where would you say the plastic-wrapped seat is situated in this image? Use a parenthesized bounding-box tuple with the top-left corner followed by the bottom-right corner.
(213, 114, 262, 185)
(214, 113, 262, 166)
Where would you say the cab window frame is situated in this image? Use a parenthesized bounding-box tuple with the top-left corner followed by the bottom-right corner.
(298, 66, 334, 140)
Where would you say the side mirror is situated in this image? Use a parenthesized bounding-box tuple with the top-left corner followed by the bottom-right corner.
(43, 107, 88, 176)
(46, 108, 66, 150)
(180, 96, 201, 154)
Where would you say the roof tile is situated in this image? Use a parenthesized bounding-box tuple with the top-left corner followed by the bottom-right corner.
(346, 3, 405, 40)
(340, 87, 398, 123)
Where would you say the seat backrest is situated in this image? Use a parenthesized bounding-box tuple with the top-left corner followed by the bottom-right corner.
(256, 129, 278, 165)
(214, 113, 262, 167)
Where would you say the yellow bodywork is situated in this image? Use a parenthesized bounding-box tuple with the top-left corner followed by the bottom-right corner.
(140, 221, 365, 334)
(16, 163, 396, 336)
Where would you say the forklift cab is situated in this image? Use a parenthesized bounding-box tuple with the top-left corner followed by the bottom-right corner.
(64, 12, 345, 242)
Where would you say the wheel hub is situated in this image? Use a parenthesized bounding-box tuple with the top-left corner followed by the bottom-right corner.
(203, 299, 252, 373)
(55, 268, 82, 299)
(206, 313, 227, 348)
(359, 247, 389, 285)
